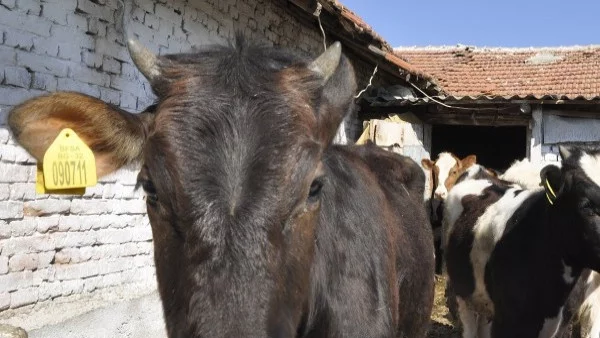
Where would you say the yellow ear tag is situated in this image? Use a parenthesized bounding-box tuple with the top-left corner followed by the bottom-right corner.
(36, 165, 86, 195)
(41, 128, 97, 191)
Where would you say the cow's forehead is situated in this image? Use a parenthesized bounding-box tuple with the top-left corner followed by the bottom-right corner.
(579, 152, 600, 188)
(435, 153, 458, 176)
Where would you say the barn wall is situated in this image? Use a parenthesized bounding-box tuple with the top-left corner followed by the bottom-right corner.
(530, 106, 600, 166)
(0, 0, 381, 325)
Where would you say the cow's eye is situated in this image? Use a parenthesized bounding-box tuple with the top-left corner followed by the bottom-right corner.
(307, 178, 324, 203)
(139, 179, 158, 205)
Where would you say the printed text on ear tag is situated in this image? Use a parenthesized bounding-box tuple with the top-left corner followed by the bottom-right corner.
(36, 165, 85, 195)
(42, 128, 97, 190)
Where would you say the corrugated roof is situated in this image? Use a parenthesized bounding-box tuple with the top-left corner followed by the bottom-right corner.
(394, 45, 600, 100)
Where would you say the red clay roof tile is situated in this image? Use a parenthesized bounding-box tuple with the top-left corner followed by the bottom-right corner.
(394, 45, 600, 99)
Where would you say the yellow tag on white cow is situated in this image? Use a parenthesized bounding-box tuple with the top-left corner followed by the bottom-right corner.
(42, 128, 97, 190)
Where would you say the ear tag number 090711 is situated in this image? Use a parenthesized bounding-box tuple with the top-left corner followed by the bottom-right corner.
(37, 128, 97, 194)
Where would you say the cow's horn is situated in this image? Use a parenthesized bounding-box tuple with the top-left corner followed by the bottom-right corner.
(309, 41, 342, 82)
(127, 39, 160, 81)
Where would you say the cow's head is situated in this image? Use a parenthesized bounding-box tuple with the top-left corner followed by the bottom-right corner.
(422, 152, 477, 200)
(542, 145, 600, 272)
(8, 37, 356, 337)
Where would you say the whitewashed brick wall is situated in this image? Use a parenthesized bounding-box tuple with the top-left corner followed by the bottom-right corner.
(0, 0, 382, 316)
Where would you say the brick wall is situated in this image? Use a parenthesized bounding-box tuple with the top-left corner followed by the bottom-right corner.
(0, 0, 383, 321)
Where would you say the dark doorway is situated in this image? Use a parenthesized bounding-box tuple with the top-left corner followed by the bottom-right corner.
(431, 125, 527, 172)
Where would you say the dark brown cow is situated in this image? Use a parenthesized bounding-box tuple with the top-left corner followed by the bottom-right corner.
(8, 37, 434, 337)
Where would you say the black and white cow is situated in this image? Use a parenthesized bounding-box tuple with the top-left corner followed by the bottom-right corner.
(443, 145, 600, 338)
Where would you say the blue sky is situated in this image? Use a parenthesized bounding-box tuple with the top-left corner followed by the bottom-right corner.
(342, 0, 600, 48)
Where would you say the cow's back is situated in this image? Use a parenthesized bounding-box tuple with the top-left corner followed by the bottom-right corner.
(352, 143, 435, 337)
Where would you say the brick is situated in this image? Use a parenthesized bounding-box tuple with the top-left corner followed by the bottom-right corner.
(82, 51, 103, 68)
(0, 46, 17, 65)
(101, 272, 121, 287)
(0, 86, 43, 106)
(0, 220, 8, 239)
(3, 66, 31, 88)
(33, 265, 54, 283)
(87, 18, 107, 37)
(0, 270, 33, 292)
(33, 36, 59, 56)
(54, 248, 81, 263)
(23, 200, 70, 216)
(136, 241, 153, 255)
(83, 275, 100, 292)
(100, 87, 120, 105)
(36, 216, 59, 233)
(105, 26, 124, 45)
(111, 199, 146, 214)
(54, 261, 99, 280)
(0, 256, 7, 274)
(132, 0, 153, 13)
(155, 4, 181, 24)
(38, 251, 54, 268)
(0, 129, 11, 145)
(57, 78, 99, 97)
(0, 144, 15, 162)
(82, 183, 104, 198)
(50, 25, 94, 49)
(131, 225, 152, 242)
(109, 74, 143, 94)
(69, 64, 109, 86)
(31, 72, 57, 91)
(41, 4, 67, 25)
(66, 12, 87, 29)
(0, 184, 8, 201)
(97, 257, 134, 275)
(9, 219, 36, 237)
(61, 279, 83, 296)
(119, 92, 137, 110)
(9, 183, 35, 200)
(144, 12, 158, 29)
(17, 0, 41, 16)
(0, 6, 50, 36)
(1, 235, 56, 256)
(79, 246, 93, 261)
(9, 253, 39, 272)
(0, 201, 23, 219)
(76, 0, 114, 22)
(58, 43, 82, 61)
(54, 231, 97, 248)
(95, 38, 129, 61)
(10, 287, 38, 308)
(17, 51, 69, 77)
(3, 27, 35, 50)
(69, 199, 110, 215)
(0, 292, 8, 310)
(121, 62, 138, 80)
(38, 281, 62, 301)
(13, 145, 34, 163)
(96, 228, 134, 244)
(133, 254, 152, 267)
(1, 0, 16, 9)
(100, 183, 122, 199)
(102, 56, 120, 74)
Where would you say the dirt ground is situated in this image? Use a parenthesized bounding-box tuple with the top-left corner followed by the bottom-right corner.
(427, 275, 461, 338)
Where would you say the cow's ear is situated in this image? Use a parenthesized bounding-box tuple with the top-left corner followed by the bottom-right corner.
(422, 158, 434, 170)
(8, 92, 154, 177)
(461, 155, 477, 168)
(540, 165, 562, 200)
